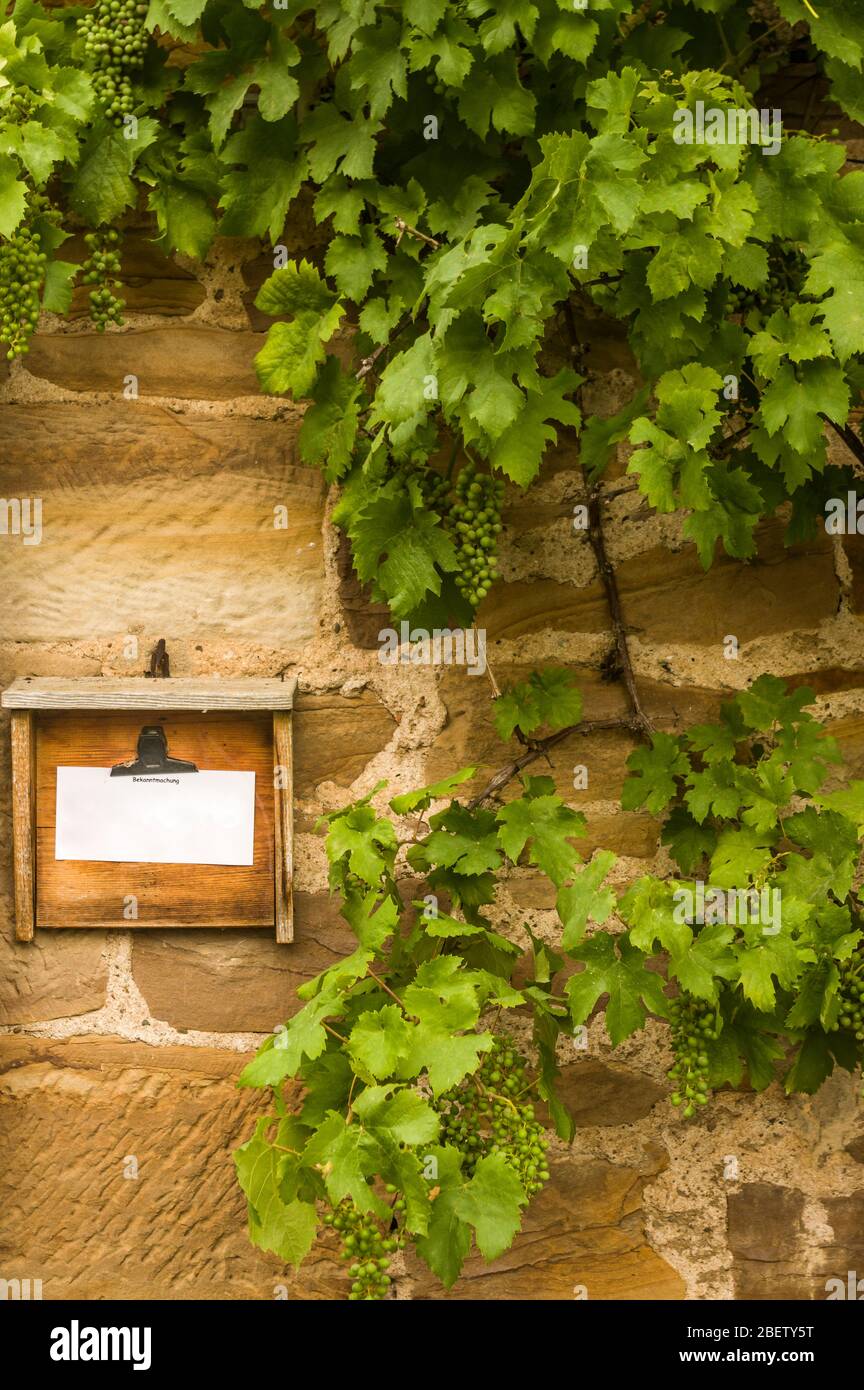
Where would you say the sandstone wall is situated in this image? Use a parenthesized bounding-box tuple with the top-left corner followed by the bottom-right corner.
(2, 183, 864, 1301)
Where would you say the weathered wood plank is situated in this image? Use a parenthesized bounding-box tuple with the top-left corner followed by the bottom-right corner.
(273, 712, 294, 944)
(11, 711, 36, 941)
(2, 677, 296, 711)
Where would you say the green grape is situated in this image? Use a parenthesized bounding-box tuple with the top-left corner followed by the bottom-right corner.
(5, 87, 37, 123)
(397, 454, 451, 511)
(448, 462, 505, 608)
(666, 994, 719, 1118)
(0, 195, 52, 361)
(433, 1035, 552, 1194)
(81, 229, 125, 331)
(77, 0, 150, 125)
(834, 948, 864, 1054)
(324, 1200, 397, 1301)
(391, 458, 504, 609)
(727, 237, 813, 325)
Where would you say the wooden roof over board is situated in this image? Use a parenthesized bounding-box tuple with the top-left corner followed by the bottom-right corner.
(1, 677, 297, 712)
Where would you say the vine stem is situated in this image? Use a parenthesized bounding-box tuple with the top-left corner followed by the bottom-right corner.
(356, 315, 413, 380)
(825, 416, 864, 472)
(467, 716, 645, 810)
(467, 300, 655, 809)
(583, 487, 653, 737)
(393, 216, 442, 249)
(562, 297, 653, 742)
(367, 967, 410, 1014)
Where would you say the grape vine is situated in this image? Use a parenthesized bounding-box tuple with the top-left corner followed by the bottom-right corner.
(234, 669, 863, 1297)
(2, 0, 864, 619)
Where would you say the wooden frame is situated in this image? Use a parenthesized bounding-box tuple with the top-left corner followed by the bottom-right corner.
(2, 678, 296, 943)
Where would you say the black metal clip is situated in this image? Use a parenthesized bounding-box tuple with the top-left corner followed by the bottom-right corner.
(110, 725, 198, 777)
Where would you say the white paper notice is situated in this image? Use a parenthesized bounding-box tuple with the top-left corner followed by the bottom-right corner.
(55, 768, 256, 866)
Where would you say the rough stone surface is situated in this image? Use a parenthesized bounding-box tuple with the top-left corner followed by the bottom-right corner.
(547, 1059, 665, 1128)
(479, 522, 837, 645)
(61, 231, 206, 320)
(0, 927, 107, 1026)
(0, 1034, 343, 1300)
(131, 894, 353, 1033)
(728, 1183, 864, 1300)
(0, 408, 325, 644)
(295, 691, 397, 797)
(26, 328, 264, 399)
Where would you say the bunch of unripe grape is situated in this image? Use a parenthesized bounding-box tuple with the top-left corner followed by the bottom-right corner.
(727, 240, 812, 321)
(78, 0, 150, 124)
(834, 948, 864, 1049)
(667, 994, 720, 1118)
(4, 87, 37, 123)
(323, 1197, 400, 1300)
(436, 1036, 552, 1194)
(449, 463, 504, 607)
(81, 229, 125, 330)
(398, 454, 450, 512)
(0, 223, 47, 360)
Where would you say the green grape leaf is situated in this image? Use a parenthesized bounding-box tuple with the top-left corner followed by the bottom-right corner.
(324, 227, 388, 302)
(708, 828, 774, 889)
(759, 360, 850, 453)
(661, 807, 717, 875)
(148, 180, 216, 260)
(737, 934, 803, 1012)
(566, 931, 668, 1045)
(489, 370, 582, 485)
(401, 1024, 493, 1096)
(352, 1084, 440, 1146)
(69, 119, 158, 225)
(556, 852, 617, 949)
(389, 766, 477, 816)
(668, 922, 737, 1001)
(238, 991, 343, 1086)
(302, 1113, 388, 1216)
(685, 760, 744, 823)
(496, 779, 586, 887)
(815, 781, 864, 835)
(804, 240, 864, 361)
(493, 667, 582, 740)
(452, 1152, 528, 1260)
(783, 1030, 839, 1095)
(234, 1130, 317, 1267)
(347, 1005, 413, 1079)
(413, 1146, 472, 1288)
(297, 356, 362, 481)
(41, 259, 77, 314)
(622, 733, 691, 815)
(421, 805, 503, 877)
(302, 104, 381, 182)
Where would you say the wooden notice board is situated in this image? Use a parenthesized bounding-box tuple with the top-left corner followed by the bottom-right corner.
(2, 678, 296, 943)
